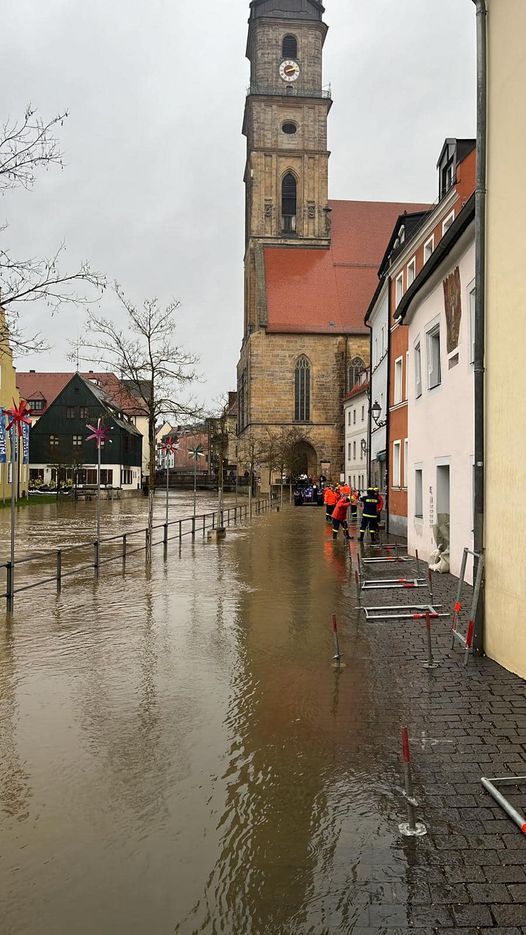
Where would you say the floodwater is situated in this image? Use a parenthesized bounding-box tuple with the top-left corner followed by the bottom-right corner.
(1, 496, 412, 935)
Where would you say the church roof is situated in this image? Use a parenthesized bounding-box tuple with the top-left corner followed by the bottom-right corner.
(263, 198, 430, 335)
(249, 0, 324, 20)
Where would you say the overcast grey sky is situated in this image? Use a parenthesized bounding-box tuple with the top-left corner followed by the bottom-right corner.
(1, 0, 476, 406)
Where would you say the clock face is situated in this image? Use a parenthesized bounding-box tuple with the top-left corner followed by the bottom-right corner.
(279, 60, 300, 83)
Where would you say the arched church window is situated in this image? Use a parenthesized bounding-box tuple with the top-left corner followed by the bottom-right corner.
(295, 356, 311, 422)
(349, 357, 364, 390)
(282, 173, 297, 233)
(282, 35, 298, 59)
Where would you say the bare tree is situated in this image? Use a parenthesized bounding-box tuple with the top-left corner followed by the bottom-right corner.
(77, 283, 199, 558)
(0, 107, 104, 351)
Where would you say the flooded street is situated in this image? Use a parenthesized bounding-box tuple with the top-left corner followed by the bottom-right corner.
(1, 499, 411, 935)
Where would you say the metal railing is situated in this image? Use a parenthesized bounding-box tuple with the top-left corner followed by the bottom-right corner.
(247, 84, 332, 100)
(1, 497, 277, 611)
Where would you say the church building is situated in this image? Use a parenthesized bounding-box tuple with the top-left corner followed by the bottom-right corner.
(237, 0, 425, 481)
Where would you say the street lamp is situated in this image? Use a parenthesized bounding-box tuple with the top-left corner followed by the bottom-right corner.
(371, 400, 387, 428)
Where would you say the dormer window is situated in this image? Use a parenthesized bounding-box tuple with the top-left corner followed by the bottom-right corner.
(29, 399, 44, 412)
(282, 35, 298, 59)
(438, 139, 457, 199)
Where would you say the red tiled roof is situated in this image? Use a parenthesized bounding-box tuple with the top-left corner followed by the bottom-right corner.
(344, 381, 369, 400)
(16, 372, 147, 417)
(264, 199, 430, 334)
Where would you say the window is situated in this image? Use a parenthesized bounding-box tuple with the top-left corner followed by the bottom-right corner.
(361, 405, 365, 422)
(395, 273, 404, 307)
(30, 399, 44, 412)
(72, 435, 82, 448)
(79, 407, 89, 419)
(407, 257, 416, 286)
(427, 325, 442, 389)
(405, 352, 409, 400)
(381, 326, 385, 355)
(348, 442, 352, 460)
(415, 469, 423, 518)
(282, 122, 297, 135)
(294, 356, 310, 421)
(394, 356, 403, 404)
(121, 469, 133, 486)
(469, 284, 476, 363)
(66, 406, 76, 419)
(415, 342, 422, 398)
(442, 211, 455, 235)
(347, 410, 351, 427)
(353, 409, 356, 425)
(374, 337, 378, 365)
(281, 173, 297, 232)
(349, 357, 364, 389)
(282, 34, 298, 59)
(393, 441, 401, 487)
(403, 439, 408, 488)
(424, 236, 434, 263)
(353, 440, 356, 460)
(49, 435, 59, 448)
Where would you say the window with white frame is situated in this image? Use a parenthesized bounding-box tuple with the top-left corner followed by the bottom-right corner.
(405, 351, 409, 400)
(427, 324, 441, 389)
(407, 257, 416, 286)
(353, 440, 356, 460)
(347, 410, 351, 426)
(361, 405, 365, 422)
(469, 284, 476, 364)
(415, 342, 422, 398)
(403, 439, 408, 488)
(393, 441, 401, 487)
(442, 211, 455, 235)
(353, 409, 356, 425)
(394, 356, 403, 404)
(424, 236, 434, 263)
(381, 326, 385, 355)
(395, 273, 404, 306)
(374, 337, 378, 365)
(348, 442, 352, 460)
(415, 469, 423, 518)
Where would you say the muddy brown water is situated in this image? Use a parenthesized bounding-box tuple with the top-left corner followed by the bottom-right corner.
(0, 496, 411, 935)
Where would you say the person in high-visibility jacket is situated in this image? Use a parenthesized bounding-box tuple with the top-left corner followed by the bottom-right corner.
(350, 489, 359, 522)
(323, 485, 339, 523)
(374, 488, 385, 514)
(332, 494, 351, 541)
(359, 488, 380, 542)
(339, 482, 351, 497)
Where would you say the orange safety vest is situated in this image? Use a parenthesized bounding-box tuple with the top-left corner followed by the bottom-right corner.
(324, 488, 338, 506)
(340, 484, 351, 497)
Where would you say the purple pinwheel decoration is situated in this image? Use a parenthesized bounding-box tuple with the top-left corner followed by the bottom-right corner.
(86, 418, 109, 448)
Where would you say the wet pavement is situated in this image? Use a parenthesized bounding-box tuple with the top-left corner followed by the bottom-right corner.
(0, 500, 525, 933)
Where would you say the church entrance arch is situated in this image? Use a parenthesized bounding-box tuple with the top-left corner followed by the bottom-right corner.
(292, 440, 318, 479)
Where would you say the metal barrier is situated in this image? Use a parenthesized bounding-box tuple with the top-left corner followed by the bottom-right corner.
(1, 498, 277, 611)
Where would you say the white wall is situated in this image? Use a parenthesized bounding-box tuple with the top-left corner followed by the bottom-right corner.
(31, 463, 141, 490)
(368, 282, 389, 482)
(407, 233, 475, 578)
(344, 393, 368, 492)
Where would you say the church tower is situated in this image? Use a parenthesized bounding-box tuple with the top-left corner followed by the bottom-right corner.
(243, 1, 332, 333)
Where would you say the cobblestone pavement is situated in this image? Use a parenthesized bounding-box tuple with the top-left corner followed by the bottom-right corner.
(341, 535, 526, 933)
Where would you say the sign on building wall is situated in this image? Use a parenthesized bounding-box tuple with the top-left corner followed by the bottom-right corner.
(443, 266, 462, 353)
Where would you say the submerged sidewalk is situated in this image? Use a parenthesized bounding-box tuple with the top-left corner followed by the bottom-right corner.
(343, 534, 526, 933)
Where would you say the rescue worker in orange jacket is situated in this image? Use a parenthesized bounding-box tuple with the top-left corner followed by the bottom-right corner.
(375, 488, 385, 514)
(339, 482, 351, 498)
(350, 488, 359, 522)
(332, 494, 352, 541)
(324, 485, 339, 523)
(359, 488, 380, 543)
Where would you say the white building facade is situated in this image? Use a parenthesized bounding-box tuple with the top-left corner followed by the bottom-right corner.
(399, 202, 475, 578)
(343, 377, 369, 494)
(365, 280, 389, 491)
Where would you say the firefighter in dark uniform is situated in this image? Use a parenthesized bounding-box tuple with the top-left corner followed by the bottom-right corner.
(359, 487, 380, 543)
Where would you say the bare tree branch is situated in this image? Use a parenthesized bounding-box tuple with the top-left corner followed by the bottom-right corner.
(0, 106, 67, 193)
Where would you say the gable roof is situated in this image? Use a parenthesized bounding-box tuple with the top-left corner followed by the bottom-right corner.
(262, 198, 430, 335)
(396, 193, 475, 325)
(30, 372, 141, 437)
(17, 371, 148, 418)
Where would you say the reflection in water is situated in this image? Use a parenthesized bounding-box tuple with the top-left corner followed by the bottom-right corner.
(0, 496, 409, 935)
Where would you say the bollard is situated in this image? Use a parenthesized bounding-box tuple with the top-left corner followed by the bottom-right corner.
(192, 516, 196, 539)
(331, 614, 342, 663)
(399, 727, 427, 837)
(178, 519, 182, 542)
(203, 515, 206, 537)
(122, 534, 127, 564)
(56, 549, 62, 592)
(164, 523, 168, 549)
(94, 540, 100, 574)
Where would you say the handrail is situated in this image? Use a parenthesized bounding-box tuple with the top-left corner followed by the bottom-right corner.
(1, 498, 278, 607)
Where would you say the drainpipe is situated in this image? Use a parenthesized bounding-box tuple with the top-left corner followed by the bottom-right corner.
(472, 0, 487, 654)
(365, 320, 373, 486)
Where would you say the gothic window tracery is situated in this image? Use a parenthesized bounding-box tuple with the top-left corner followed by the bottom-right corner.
(282, 173, 297, 233)
(295, 356, 311, 422)
(349, 357, 364, 390)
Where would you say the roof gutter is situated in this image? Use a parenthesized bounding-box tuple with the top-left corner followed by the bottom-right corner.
(472, 0, 487, 654)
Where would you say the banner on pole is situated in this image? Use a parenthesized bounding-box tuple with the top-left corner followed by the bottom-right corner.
(10, 427, 17, 462)
(0, 409, 6, 464)
(22, 420, 30, 465)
